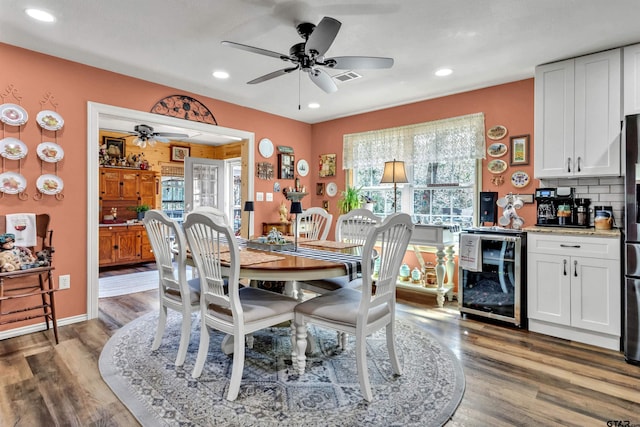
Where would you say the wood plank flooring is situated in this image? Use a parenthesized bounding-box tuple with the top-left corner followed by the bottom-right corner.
(0, 268, 638, 426)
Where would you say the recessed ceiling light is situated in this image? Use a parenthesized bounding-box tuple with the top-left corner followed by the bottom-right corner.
(25, 8, 56, 23)
(308, 103, 320, 109)
(435, 68, 453, 77)
(212, 70, 229, 79)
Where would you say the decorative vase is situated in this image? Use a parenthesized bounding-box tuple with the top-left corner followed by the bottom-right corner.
(137, 211, 145, 221)
(399, 263, 411, 281)
(363, 202, 374, 211)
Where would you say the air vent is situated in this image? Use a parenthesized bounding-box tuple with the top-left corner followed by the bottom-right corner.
(332, 71, 362, 83)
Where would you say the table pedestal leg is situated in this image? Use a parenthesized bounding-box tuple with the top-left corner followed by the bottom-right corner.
(445, 244, 456, 302)
(435, 246, 446, 308)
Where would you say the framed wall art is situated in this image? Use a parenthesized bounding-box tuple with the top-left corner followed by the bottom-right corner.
(278, 153, 295, 179)
(103, 136, 125, 159)
(319, 153, 336, 177)
(316, 182, 325, 196)
(509, 135, 530, 166)
(171, 145, 190, 162)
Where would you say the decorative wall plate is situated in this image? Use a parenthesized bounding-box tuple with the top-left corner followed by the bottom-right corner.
(326, 182, 338, 197)
(511, 170, 530, 188)
(259, 138, 274, 158)
(0, 171, 27, 194)
(36, 110, 64, 131)
(0, 103, 28, 126)
(37, 142, 65, 163)
(487, 125, 508, 140)
(37, 174, 64, 195)
(487, 159, 508, 174)
(0, 137, 28, 160)
(296, 159, 309, 176)
(487, 142, 507, 157)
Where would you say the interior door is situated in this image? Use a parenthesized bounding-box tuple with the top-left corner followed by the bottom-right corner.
(185, 156, 226, 215)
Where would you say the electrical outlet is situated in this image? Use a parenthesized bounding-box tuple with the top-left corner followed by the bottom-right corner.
(59, 274, 71, 289)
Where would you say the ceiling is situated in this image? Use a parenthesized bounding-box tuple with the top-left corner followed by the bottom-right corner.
(2, 0, 640, 124)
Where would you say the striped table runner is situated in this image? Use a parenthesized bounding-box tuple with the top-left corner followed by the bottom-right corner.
(277, 246, 362, 280)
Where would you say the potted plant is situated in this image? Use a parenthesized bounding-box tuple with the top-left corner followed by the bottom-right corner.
(129, 204, 151, 221)
(337, 186, 363, 214)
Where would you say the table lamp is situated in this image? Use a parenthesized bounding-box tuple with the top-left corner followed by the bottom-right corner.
(243, 201, 254, 240)
(380, 159, 408, 212)
(290, 201, 303, 251)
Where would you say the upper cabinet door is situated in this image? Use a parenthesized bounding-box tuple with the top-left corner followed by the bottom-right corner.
(534, 49, 621, 178)
(574, 49, 621, 177)
(534, 58, 575, 178)
(624, 43, 640, 116)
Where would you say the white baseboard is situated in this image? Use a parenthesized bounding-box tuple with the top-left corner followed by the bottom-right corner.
(0, 314, 88, 341)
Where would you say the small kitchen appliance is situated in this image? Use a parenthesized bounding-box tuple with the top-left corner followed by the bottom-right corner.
(535, 187, 590, 228)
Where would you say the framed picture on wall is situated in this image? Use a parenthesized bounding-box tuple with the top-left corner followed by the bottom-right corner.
(319, 153, 337, 177)
(278, 153, 295, 179)
(171, 145, 190, 162)
(316, 183, 325, 196)
(103, 136, 125, 159)
(509, 135, 530, 166)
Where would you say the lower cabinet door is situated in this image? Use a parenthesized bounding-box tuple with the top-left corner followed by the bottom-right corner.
(114, 230, 141, 264)
(570, 256, 621, 335)
(528, 252, 572, 326)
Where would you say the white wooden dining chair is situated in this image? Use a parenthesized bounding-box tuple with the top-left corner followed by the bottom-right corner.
(143, 209, 201, 367)
(184, 211, 298, 401)
(296, 207, 333, 240)
(292, 213, 414, 402)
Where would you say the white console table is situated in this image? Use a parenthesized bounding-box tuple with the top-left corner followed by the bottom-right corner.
(396, 224, 459, 307)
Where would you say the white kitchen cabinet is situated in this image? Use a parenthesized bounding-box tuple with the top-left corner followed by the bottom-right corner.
(527, 232, 621, 350)
(534, 49, 621, 178)
(624, 43, 640, 116)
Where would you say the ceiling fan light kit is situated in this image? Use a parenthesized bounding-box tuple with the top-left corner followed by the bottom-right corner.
(104, 124, 190, 149)
(222, 16, 394, 94)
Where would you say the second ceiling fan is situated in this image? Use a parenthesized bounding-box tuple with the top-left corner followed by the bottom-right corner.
(222, 16, 394, 94)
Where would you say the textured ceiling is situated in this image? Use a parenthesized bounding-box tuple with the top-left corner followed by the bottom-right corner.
(2, 0, 640, 125)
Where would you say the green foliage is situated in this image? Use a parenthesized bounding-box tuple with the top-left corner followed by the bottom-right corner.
(128, 204, 151, 213)
(337, 186, 362, 214)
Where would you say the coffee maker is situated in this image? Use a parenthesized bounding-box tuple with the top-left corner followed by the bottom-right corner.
(535, 187, 591, 228)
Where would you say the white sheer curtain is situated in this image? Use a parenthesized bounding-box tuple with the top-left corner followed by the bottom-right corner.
(342, 112, 486, 169)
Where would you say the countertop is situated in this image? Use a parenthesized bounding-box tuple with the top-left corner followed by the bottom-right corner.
(99, 221, 144, 227)
(523, 225, 621, 237)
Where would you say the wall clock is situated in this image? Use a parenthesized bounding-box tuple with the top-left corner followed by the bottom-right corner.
(296, 159, 309, 176)
(259, 138, 274, 158)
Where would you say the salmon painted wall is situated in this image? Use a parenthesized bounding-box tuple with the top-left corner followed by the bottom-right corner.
(310, 79, 537, 276)
(0, 43, 311, 331)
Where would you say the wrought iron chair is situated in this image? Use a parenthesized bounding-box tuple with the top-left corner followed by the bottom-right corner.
(292, 213, 414, 401)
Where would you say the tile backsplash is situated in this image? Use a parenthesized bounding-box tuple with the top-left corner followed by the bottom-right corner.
(539, 176, 625, 228)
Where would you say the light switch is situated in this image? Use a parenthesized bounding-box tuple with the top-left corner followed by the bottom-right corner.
(256, 192, 264, 201)
(266, 192, 273, 202)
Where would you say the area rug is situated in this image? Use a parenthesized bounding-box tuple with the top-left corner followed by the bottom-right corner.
(99, 311, 465, 426)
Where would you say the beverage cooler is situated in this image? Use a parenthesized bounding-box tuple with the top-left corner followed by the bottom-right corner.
(458, 228, 527, 328)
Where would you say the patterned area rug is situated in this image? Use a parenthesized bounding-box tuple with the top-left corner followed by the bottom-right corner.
(99, 311, 465, 426)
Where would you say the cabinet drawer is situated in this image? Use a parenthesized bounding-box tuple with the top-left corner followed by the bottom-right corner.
(527, 233, 620, 260)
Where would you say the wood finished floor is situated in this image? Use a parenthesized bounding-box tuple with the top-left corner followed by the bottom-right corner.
(0, 266, 638, 426)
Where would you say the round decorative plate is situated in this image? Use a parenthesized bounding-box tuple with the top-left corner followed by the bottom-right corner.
(511, 170, 530, 188)
(258, 138, 274, 158)
(37, 142, 64, 163)
(326, 182, 338, 197)
(487, 142, 507, 158)
(36, 174, 64, 195)
(487, 159, 508, 174)
(0, 137, 28, 160)
(296, 159, 309, 176)
(0, 103, 28, 126)
(487, 125, 508, 140)
(0, 171, 27, 194)
(36, 110, 64, 131)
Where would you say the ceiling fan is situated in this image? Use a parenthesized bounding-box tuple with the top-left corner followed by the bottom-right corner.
(222, 16, 394, 94)
(117, 124, 189, 149)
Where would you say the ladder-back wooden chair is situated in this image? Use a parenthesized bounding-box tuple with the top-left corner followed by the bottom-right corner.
(0, 214, 57, 343)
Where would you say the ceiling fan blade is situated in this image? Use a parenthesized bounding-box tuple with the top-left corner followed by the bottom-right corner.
(154, 132, 189, 138)
(221, 40, 288, 60)
(306, 16, 341, 57)
(326, 56, 394, 70)
(101, 128, 138, 136)
(248, 66, 299, 84)
(309, 68, 337, 93)
(152, 137, 170, 143)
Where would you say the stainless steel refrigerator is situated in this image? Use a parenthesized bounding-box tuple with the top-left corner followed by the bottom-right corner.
(624, 114, 640, 364)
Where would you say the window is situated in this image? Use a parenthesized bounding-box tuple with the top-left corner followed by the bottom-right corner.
(344, 113, 485, 226)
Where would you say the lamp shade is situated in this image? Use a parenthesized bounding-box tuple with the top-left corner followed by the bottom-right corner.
(290, 201, 303, 214)
(243, 201, 254, 212)
(380, 159, 408, 184)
